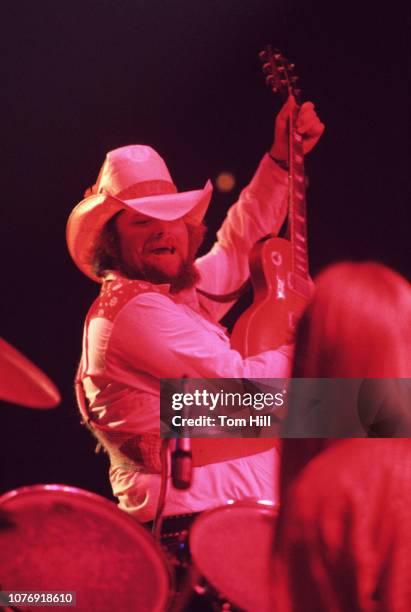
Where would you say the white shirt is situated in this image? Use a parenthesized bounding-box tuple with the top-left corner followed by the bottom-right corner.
(78, 154, 292, 521)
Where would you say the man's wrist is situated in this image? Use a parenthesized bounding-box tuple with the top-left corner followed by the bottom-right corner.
(268, 152, 289, 171)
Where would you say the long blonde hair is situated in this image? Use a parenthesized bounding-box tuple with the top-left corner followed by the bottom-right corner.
(293, 261, 411, 378)
(279, 262, 411, 498)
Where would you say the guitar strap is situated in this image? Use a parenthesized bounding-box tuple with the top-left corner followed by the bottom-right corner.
(196, 279, 250, 303)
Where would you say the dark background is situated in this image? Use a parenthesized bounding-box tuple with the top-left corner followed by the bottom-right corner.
(1, 1, 409, 499)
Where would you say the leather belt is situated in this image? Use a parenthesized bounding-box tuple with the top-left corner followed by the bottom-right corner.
(144, 512, 200, 537)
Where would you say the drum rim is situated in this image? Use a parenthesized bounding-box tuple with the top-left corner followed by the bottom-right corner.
(0, 483, 111, 505)
(190, 497, 278, 529)
(0, 483, 175, 607)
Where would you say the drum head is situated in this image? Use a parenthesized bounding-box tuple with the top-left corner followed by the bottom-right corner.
(189, 500, 278, 612)
(0, 485, 172, 612)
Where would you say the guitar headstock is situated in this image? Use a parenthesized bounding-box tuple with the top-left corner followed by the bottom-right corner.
(259, 46, 301, 104)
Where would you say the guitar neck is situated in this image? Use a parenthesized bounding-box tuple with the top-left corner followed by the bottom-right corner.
(259, 45, 311, 298)
(288, 106, 310, 296)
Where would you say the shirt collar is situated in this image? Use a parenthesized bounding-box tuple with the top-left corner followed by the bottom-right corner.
(103, 270, 171, 292)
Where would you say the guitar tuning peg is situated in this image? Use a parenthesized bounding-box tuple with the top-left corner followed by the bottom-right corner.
(288, 63, 295, 70)
(262, 62, 273, 75)
(266, 74, 279, 89)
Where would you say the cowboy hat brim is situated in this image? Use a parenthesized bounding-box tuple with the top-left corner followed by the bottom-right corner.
(66, 179, 213, 282)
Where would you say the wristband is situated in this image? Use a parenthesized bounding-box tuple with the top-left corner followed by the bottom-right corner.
(269, 153, 289, 171)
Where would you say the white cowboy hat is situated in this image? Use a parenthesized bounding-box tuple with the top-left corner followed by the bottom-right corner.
(66, 144, 213, 281)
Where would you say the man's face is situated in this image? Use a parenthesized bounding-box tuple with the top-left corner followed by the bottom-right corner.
(115, 210, 190, 284)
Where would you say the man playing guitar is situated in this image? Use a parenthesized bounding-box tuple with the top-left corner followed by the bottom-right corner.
(67, 75, 324, 523)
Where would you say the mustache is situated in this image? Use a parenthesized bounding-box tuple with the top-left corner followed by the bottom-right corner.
(143, 237, 179, 255)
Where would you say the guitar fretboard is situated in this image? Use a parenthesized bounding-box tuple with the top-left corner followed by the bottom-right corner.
(288, 109, 310, 297)
(259, 46, 311, 299)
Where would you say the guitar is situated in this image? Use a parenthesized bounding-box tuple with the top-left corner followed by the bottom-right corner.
(231, 46, 312, 356)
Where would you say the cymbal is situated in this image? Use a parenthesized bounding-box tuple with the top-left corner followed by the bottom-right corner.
(0, 337, 61, 409)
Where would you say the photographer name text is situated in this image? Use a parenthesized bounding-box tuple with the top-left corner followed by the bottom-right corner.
(171, 414, 273, 428)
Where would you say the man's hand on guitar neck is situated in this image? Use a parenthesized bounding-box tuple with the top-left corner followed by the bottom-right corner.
(270, 95, 325, 163)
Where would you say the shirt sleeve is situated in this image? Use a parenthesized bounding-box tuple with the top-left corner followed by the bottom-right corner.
(196, 154, 288, 321)
(107, 292, 292, 380)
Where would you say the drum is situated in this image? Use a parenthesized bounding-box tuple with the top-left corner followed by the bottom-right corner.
(0, 484, 173, 611)
(189, 500, 278, 612)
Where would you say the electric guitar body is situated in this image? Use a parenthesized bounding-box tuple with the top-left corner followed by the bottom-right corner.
(231, 236, 310, 356)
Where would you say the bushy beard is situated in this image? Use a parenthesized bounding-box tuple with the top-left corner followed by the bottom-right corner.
(138, 259, 200, 293)
(97, 218, 206, 292)
(121, 223, 205, 292)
